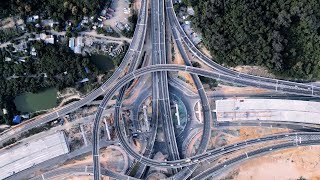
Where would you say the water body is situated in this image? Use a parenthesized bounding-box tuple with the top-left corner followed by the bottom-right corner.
(14, 88, 58, 113)
(90, 54, 115, 71)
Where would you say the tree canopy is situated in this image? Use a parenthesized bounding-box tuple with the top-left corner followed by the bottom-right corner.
(189, 0, 320, 80)
(0, 0, 106, 22)
(0, 41, 100, 124)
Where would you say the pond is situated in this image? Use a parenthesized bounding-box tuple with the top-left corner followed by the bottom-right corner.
(14, 88, 58, 113)
(90, 54, 115, 71)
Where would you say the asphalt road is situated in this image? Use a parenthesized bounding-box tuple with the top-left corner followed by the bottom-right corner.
(31, 133, 320, 180)
(91, 63, 320, 168)
(167, 5, 213, 178)
(155, 0, 181, 162)
(92, 0, 148, 179)
(192, 139, 320, 180)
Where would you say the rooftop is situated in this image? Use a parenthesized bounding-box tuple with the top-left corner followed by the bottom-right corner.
(216, 98, 320, 124)
(0, 131, 69, 179)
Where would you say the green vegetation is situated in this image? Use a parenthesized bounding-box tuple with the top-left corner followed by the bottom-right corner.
(187, 0, 320, 80)
(122, 13, 138, 38)
(90, 54, 115, 71)
(96, 27, 121, 38)
(0, 28, 24, 43)
(200, 76, 218, 89)
(0, 41, 100, 124)
(0, 0, 107, 22)
(1, 138, 17, 148)
(20, 123, 53, 138)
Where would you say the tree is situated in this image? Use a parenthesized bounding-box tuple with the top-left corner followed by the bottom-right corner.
(71, 6, 78, 15)
(191, 0, 320, 80)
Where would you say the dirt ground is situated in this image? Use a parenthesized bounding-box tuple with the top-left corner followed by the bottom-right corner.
(227, 127, 290, 144)
(103, 0, 130, 29)
(52, 175, 110, 180)
(0, 17, 16, 29)
(199, 45, 212, 59)
(58, 146, 126, 171)
(214, 84, 271, 95)
(100, 147, 126, 172)
(218, 146, 320, 180)
(233, 65, 276, 78)
(52, 176, 109, 180)
(171, 38, 195, 87)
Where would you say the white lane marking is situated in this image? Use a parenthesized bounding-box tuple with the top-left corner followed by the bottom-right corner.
(42, 174, 45, 180)
(100, 87, 106, 92)
(55, 111, 59, 117)
(245, 152, 249, 158)
(85, 166, 88, 173)
(186, 166, 192, 172)
(205, 159, 211, 164)
(197, 87, 204, 91)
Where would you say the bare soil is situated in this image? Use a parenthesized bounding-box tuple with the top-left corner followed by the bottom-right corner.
(218, 146, 320, 180)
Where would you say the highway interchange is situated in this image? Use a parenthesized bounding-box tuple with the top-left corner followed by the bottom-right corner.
(3, 0, 320, 179)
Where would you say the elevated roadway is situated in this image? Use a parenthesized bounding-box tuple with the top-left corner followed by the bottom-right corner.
(192, 138, 320, 180)
(31, 166, 138, 180)
(154, 0, 181, 162)
(167, 6, 213, 178)
(92, 63, 320, 174)
(91, 0, 149, 178)
(31, 132, 320, 180)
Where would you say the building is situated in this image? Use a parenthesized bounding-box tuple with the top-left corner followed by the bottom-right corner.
(69, 37, 84, 54)
(69, 37, 75, 50)
(40, 33, 54, 44)
(12, 115, 21, 124)
(0, 131, 69, 179)
(216, 99, 320, 124)
(26, 15, 39, 23)
(182, 24, 202, 45)
(116, 22, 125, 31)
(80, 78, 89, 83)
(30, 47, 37, 56)
(187, 7, 195, 16)
(2, 108, 8, 115)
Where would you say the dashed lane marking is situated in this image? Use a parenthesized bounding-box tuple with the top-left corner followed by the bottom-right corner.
(100, 87, 106, 92)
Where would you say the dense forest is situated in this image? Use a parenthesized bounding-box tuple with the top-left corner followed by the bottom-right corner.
(0, 41, 100, 124)
(187, 0, 320, 79)
(0, 0, 106, 22)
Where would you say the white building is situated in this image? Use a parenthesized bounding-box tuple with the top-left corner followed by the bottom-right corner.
(0, 131, 69, 179)
(69, 37, 75, 50)
(216, 99, 320, 124)
(40, 33, 54, 44)
(26, 15, 39, 23)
